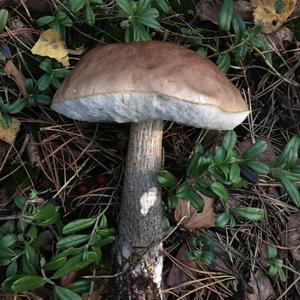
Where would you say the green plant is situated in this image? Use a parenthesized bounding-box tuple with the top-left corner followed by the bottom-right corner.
(117, 0, 161, 41)
(186, 236, 215, 265)
(0, 9, 9, 33)
(71, 0, 103, 26)
(157, 131, 267, 227)
(0, 79, 51, 129)
(37, 58, 70, 91)
(36, 12, 73, 38)
(1, 189, 116, 298)
(266, 245, 286, 282)
(271, 136, 300, 207)
(217, 0, 271, 73)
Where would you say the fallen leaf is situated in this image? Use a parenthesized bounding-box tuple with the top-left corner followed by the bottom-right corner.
(166, 244, 198, 294)
(4, 60, 27, 97)
(175, 196, 215, 230)
(9, 18, 34, 45)
(197, 0, 252, 25)
(251, 0, 297, 33)
(31, 29, 69, 67)
(244, 270, 276, 300)
(284, 211, 300, 261)
(267, 27, 295, 51)
(0, 117, 21, 145)
(27, 134, 40, 166)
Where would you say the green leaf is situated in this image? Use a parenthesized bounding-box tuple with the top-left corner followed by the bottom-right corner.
(52, 252, 97, 279)
(6, 99, 28, 114)
(44, 256, 67, 271)
(275, 136, 300, 168)
(267, 245, 277, 259)
(217, 53, 231, 73)
(234, 206, 264, 221)
(99, 214, 108, 229)
(214, 146, 227, 165)
(210, 182, 229, 201)
(234, 43, 248, 61)
(0, 233, 18, 248)
(154, 0, 170, 13)
(132, 24, 152, 41)
(62, 218, 96, 235)
(229, 163, 240, 184)
(37, 15, 55, 26)
(39, 58, 53, 73)
(268, 265, 277, 277)
(22, 256, 36, 275)
(219, 0, 233, 31)
(136, 0, 152, 15)
(25, 244, 39, 269)
(156, 170, 177, 188)
(187, 154, 211, 178)
(28, 203, 58, 226)
(167, 194, 178, 209)
(67, 280, 91, 294)
(86, 5, 95, 26)
(222, 131, 237, 151)
(71, 0, 86, 12)
(90, 0, 103, 3)
(0, 9, 9, 33)
(57, 234, 89, 249)
(200, 250, 214, 264)
(37, 74, 51, 91)
(0, 247, 16, 260)
(232, 16, 245, 43)
(215, 212, 230, 227)
(35, 94, 51, 105)
(117, 0, 134, 15)
(14, 195, 26, 209)
(243, 160, 269, 174)
(195, 179, 218, 199)
(277, 267, 286, 282)
(276, 172, 300, 207)
(2, 275, 23, 291)
(55, 285, 82, 300)
(241, 140, 267, 159)
(11, 275, 45, 292)
(6, 260, 17, 277)
(92, 235, 115, 247)
(138, 8, 160, 29)
(2, 221, 14, 233)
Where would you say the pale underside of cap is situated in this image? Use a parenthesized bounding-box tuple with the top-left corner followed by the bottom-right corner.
(51, 41, 249, 130)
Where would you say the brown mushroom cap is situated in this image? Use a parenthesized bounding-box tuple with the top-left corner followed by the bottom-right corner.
(51, 41, 249, 130)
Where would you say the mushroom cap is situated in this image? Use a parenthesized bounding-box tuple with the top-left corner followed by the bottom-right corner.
(51, 41, 249, 130)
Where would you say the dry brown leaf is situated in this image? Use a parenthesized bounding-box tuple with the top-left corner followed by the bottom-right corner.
(244, 270, 276, 300)
(0, 117, 21, 145)
(175, 196, 215, 230)
(166, 244, 198, 293)
(267, 27, 295, 51)
(251, 0, 297, 33)
(284, 211, 300, 261)
(4, 60, 27, 97)
(31, 29, 69, 67)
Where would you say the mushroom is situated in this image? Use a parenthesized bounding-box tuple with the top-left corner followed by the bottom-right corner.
(51, 41, 249, 298)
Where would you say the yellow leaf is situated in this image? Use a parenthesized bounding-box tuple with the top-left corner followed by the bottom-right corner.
(4, 60, 27, 97)
(31, 29, 69, 67)
(0, 118, 21, 145)
(251, 0, 297, 33)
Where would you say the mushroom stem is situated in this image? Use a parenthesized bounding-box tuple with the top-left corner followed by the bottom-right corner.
(116, 119, 164, 299)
